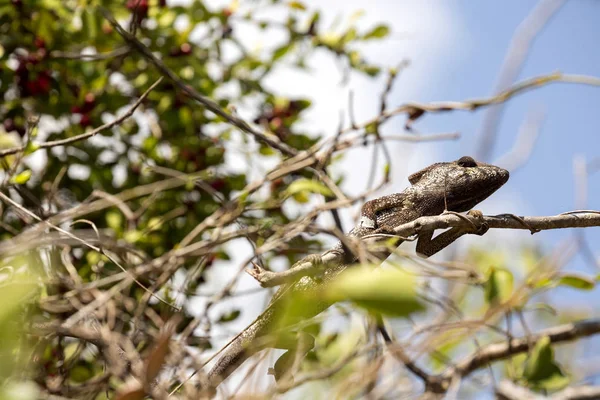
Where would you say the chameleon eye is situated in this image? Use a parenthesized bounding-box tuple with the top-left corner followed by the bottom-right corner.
(457, 156, 477, 168)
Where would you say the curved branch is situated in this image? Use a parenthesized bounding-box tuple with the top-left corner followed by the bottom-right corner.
(249, 210, 600, 287)
(447, 319, 600, 378)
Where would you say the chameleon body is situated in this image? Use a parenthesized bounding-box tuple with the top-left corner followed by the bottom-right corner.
(207, 156, 509, 390)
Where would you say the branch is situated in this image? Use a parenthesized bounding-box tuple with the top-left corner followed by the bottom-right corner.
(249, 210, 600, 287)
(393, 210, 600, 238)
(0, 77, 163, 158)
(497, 380, 600, 400)
(447, 319, 600, 378)
(552, 385, 600, 400)
(344, 72, 600, 136)
(496, 380, 545, 400)
(247, 251, 343, 288)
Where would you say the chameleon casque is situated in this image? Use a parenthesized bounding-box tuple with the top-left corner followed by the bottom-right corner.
(206, 156, 509, 391)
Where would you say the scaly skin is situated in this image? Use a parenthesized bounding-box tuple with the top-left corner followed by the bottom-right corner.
(207, 156, 509, 390)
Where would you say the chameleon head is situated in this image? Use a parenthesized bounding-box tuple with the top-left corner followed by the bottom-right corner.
(408, 155, 509, 213)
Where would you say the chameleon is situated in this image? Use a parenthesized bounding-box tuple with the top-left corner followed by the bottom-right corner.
(205, 156, 509, 391)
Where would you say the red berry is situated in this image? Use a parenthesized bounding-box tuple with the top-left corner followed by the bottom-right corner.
(210, 179, 226, 191)
(159, 0, 167, 6)
(26, 53, 40, 65)
(180, 43, 192, 55)
(71, 105, 82, 114)
(34, 37, 46, 49)
(3, 119, 15, 132)
(37, 73, 51, 94)
(80, 114, 91, 127)
(270, 117, 282, 130)
(127, 0, 149, 20)
(83, 92, 96, 112)
(25, 80, 39, 95)
(222, 8, 232, 17)
(180, 149, 193, 160)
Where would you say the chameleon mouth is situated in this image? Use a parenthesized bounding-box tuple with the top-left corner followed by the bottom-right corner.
(452, 168, 509, 210)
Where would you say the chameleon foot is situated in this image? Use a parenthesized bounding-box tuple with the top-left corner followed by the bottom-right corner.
(467, 209, 488, 235)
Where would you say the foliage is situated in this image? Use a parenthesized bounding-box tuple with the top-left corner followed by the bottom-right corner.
(0, 0, 392, 397)
(0, 1, 598, 399)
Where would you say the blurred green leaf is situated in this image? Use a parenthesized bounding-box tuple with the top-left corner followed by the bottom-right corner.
(285, 179, 333, 198)
(363, 24, 390, 40)
(325, 266, 425, 317)
(69, 364, 94, 383)
(10, 170, 31, 185)
(83, 8, 99, 40)
(106, 210, 123, 231)
(273, 44, 293, 61)
(288, 1, 306, 10)
(522, 336, 569, 390)
(217, 309, 241, 323)
(558, 274, 595, 290)
(484, 267, 513, 305)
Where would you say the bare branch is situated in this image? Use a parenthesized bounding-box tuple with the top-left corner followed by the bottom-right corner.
(249, 210, 600, 287)
(448, 319, 600, 378)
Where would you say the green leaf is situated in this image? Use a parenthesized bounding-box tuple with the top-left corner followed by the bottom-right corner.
(558, 274, 595, 290)
(365, 122, 378, 135)
(363, 24, 390, 40)
(484, 267, 513, 305)
(124, 230, 142, 243)
(217, 309, 241, 323)
(70, 364, 93, 383)
(10, 170, 31, 185)
(34, 10, 55, 46)
(106, 211, 123, 231)
(383, 163, 390, 180)
(288, 1, 306, 10)
(325, 266, 425, 317)
(83, 8, 99, 40)
(259, 146, 276, 156)
(523, 336, 570, 390)
(158, 10, 177, 27)
(359, 64, 381, 77)
(285, 179, 333, 198)
(272, 44, 294, 61)
(526, 302, 557, 316)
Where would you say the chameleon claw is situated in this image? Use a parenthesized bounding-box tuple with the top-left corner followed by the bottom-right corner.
(467, 209, 488, 235)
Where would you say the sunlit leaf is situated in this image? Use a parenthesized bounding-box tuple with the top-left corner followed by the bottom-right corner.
(285, 179, 333, 198)
(325, 266, 425, 317)
(557, 274, 595, 290)
(83, 8, 99, 39)
(484, 267, 513, 305)
(69, 364, 94, 383)
(10, 170, 31, 185)
(522, 336, 570, 390)
(106, 211, 123, 231)
(288, 1, 306, 10)
(273, 44, 294, 61)
(362, 24, 390, 40)
(218, 309, 241, 323)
